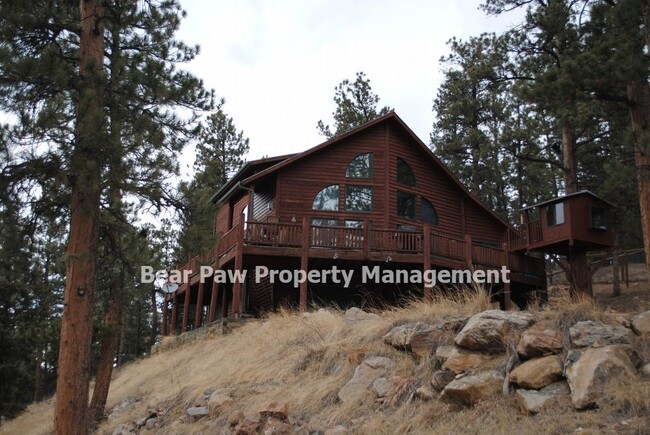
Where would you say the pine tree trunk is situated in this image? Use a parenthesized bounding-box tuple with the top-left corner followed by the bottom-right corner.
(88, 290, 123, 426)
(150, 289, 159, 348)
(628, 78, 650, 288)
(33, 357, 43, 403)
(562, 123, 578, 194)
(54, 1, 105, 433)
(568, 250, 592, 297)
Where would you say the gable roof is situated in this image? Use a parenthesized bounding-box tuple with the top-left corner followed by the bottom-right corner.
(521, 190, 616, 211)
(237, 111, 512, 229)
(210, 153, 296, 204)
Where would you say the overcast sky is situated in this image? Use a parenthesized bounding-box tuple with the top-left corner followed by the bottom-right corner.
(176, 0, 522, 175)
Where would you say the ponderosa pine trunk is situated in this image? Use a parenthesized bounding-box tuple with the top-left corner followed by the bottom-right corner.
(88, 290, 123, 427)
(628, 78, 650, 288)
(54, 1, 105, 433)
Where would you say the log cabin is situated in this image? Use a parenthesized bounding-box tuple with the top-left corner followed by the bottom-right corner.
(160, 112, 614, 335)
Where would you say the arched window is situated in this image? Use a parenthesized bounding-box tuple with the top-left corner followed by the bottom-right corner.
(397, 191, 416, 219)
(346, 153, 373, 178)
(421, 198, 439, 226)
(312, 185, 339, 211)
(397, 158, 416, 186)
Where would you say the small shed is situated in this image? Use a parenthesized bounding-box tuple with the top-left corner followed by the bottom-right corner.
(516, 191, 615, 254)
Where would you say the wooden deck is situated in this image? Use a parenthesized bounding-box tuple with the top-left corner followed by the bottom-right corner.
(161, 218, 546, 336)
(209, 219, 545, 284)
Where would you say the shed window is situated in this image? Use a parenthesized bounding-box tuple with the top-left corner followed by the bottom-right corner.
(397, 191, 416, 219)
(346, 153, 373, 178)
(421, 198, 439, 226)
(590, 206, 608, 230)
(312, 185, 339, 211)
(397, 158, 416, 187)
(345, 185, 372, 212)
(546, 202, 565, 226)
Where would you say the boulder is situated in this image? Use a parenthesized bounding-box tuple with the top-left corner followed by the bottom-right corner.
(325, 426, 349, 435)
(430, 369, 456, 391)
(631, 310, 650, 335)
(235, 413, 261, 435)
(415, 385, 435, 401)
(409, 330, 438, 359)
(455, 310, 534, 352)
(569, 321, 632, 348)
(436, 345, 506, 374)
(515, 381, 571, 414)
(435, 316, 469, 332)
(371, 377, 390, 398)
(383, 322, 434, 351)
(208, 391, 233, 415)
(565, 345, 638, 410)
(338, 356, 395, 403)
(263, 419, 293, 435)
(440, 370, 505, 406)
(509, 355, 563, 389)
(259, 401, 289, 420)
(516, 329, 563, 358)
(344, 307, 379, 323)
(186, 406, 209, 420)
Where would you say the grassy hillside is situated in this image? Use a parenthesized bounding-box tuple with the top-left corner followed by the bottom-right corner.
(2, 288, 649, 435)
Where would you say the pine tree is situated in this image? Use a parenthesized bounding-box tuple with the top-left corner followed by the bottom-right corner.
(317, 72, 392, 139)
(177, 100, 250, 261)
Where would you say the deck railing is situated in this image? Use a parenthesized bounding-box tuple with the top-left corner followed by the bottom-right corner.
(509, 219, 544, 250)
(472, 244, 504, 267)
(205, 220, 546, 280)
(430, 232, 466, 260)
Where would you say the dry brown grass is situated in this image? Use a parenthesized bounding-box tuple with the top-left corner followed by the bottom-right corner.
(2, 287, 649, 435)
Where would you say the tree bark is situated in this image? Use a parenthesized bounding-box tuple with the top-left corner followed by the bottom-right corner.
(150, 289, 159, 348)
(54, 1, 105, 433)
(561, 122, 578, 194)
(88, 290, 123, 427)
(568, 250, 592, 298)
(627, 77, 650, 288)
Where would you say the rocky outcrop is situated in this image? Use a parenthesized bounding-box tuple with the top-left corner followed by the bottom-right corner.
(515, 382, 571, 414)
(338, 356, 395, 403)
(455, 310, 534, 352)
(631, 310, 650, 335)
(430, 369, 456, 391)
(345, 307, 380, 323)
(565, 345, 638, 410)
(569, 321, 633, 348)
(440, 371, 505, 406)
(208, 390, 233, 415)
(509, 355, 563, 389)
(516, 329, 563, 358)
(436, 345, 506, 374)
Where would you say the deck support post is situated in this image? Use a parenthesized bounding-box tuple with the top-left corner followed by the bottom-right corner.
(208, 278, 219, 323)
(423, 224, 432, 302)
(464, 234, 473, 266)
(362, 220, 370, 259)
(170, 293, 178, 335)
(300, 216, 310, 312)
(182, 283, 190, 332)
(194, 280, 205, 328)
(232, 212, 246, 317)
(161, 296, 168, 336)
(502, 242, 512, 310)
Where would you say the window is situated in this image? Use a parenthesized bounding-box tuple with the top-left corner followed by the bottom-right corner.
(346, 153, 373, 178)
(590, 206, 608, 230)
(397, 158, 416, 187)
(546, 202, 565, 226)
(421, 198, 439, 226)
(397, 191, 416, 219)
(312, 185, 339, 211)
(345, 185, 372, 212)
(311, 217, 338, 227)
(345, 220, 364, 228)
